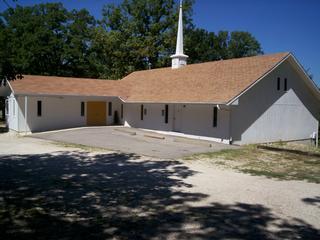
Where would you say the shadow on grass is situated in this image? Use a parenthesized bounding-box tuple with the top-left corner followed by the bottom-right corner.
(257, 145, 320, 158)
(0, 151, 319, 239)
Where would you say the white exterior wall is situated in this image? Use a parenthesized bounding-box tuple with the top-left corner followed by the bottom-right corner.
(231, 59, 320, 145)
(10, 95, 122, 133)
(124, 103, 174, 131)
(124, 103, 230, 142)
(6, 93, 19, 131)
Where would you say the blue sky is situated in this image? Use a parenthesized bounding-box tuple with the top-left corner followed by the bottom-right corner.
(1, 0, 319, 86)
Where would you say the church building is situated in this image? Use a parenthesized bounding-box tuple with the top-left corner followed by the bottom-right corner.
(1, 1, 319, 145)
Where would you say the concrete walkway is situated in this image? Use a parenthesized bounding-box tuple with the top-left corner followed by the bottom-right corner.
(30, 126, 235, 159)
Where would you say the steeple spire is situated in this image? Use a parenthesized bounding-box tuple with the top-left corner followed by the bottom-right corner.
(171, 0, 188, 69)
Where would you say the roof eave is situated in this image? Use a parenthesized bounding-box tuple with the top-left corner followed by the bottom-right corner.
(14, 92, 122, 99)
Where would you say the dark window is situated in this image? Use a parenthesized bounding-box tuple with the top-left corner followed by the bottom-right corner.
(277, 77, 281, 91)
(144, 108, 147, 115)
(141, 105, 144, 120)
(81, 102, 85, 116)
(284, 78, 288, 91)
(213, 106, 218, 127)
(165, 105, 169, 124)
(108, 102, 112, 116)
(5, 100, 8, 115)
(121, 104, 123, 119)
(161, 109, 165, 116)
(37, 101, 42, 117)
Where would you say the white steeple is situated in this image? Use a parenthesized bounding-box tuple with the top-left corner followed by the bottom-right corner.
(171, 0, 188, 69)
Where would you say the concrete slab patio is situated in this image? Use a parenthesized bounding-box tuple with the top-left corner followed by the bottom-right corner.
(30, 126, 236, 159)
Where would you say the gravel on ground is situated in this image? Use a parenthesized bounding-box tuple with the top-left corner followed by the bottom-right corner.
(0, 134, 319, 239)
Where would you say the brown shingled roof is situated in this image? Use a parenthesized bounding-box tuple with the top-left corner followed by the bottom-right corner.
(7, 52, 290, 103)
(9, 75, 123, 97)
(120, 52, 290, 103)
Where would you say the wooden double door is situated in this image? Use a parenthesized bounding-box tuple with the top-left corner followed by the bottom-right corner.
(87, 102, 107, 126)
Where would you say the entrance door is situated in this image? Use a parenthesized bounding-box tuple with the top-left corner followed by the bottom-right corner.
(173, 104, 182, 132)
(87, 102, 107, 126)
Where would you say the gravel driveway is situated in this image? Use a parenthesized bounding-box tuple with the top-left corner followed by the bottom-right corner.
(0, 134, 319, 239)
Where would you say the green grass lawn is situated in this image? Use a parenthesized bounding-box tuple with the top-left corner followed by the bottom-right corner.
(185, 143, 320, 183)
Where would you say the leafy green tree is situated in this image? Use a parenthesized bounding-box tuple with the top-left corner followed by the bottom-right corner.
(0, 0, 263, 81)
(228, 31, 263, 58)
(96, 0, 194, 79)
(1, 3, 97, 78)
(2, 3, 68, 76)
(63, 9, 96, 77)
(185, 29, 262, 63)
(0, 16, 21, 84)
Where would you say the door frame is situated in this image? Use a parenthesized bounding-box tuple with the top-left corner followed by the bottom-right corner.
(173, 104, 183, 132)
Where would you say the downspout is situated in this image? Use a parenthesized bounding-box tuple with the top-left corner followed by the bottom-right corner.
(25, 96, 28, 133)
(316, 120, 319, 148)
(228, 105, 233, 145)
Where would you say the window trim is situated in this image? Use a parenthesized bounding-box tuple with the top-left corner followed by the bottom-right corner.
(213, 106, 218, 128)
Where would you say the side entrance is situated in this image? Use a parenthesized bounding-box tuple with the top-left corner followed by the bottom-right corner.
(87, 102, 107, 126)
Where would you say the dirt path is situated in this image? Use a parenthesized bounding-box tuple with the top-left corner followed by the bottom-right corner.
(0, 134, 319, 239)
(182, 160, 320, 229)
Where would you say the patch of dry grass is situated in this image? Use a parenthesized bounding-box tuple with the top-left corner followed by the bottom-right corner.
(186, 143, 320, 183)
(54, 141, 110, 152)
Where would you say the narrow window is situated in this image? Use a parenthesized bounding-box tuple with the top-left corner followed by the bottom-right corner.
(144, 108, 147, 115)
(121, 104, 123, 119)
(12, 99, 15, 116)
(140, 105, 144, 120)
(277, 77, 281, 91)
(165, 104, 169, 124)
(5, 99, 8, 115)
(37, 101, 42, 117)
(213, 106, 218, 127)
(108, 102, 112, 116)
(81, 102, 85, 116)
(284, 78, 288, 91)
(161, 109, 165, 116)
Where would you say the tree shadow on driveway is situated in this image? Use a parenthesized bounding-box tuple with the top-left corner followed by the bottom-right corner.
(0, 151, 319, 239)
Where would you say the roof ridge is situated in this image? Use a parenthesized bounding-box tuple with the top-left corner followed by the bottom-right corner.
(125, 52, 291, 75)
(22, 75, 115, 82)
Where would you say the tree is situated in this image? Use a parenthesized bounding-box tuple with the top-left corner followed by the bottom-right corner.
(95, 0, 195, 79)
(1, 3, 68, 76)
(63, 9, 97, 77)
(0, 1, 264, 80)
(185, 29, 263, 63)
(228, 31, 263, 58)
(185, 28, 219, 64)
(0, 13, 22, 85)
(1, 3, 97, 78)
